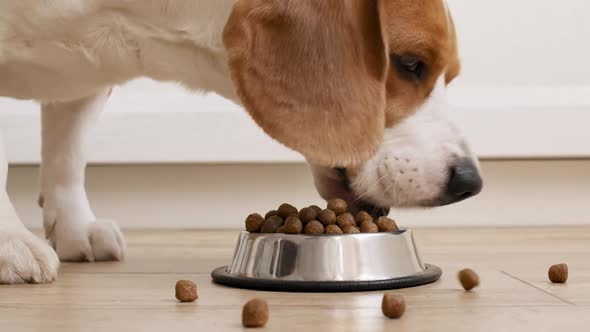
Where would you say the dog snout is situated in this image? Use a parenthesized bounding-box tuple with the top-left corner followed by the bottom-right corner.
(445, 159, 483, 203)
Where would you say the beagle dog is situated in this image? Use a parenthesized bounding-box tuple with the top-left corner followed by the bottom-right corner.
(0, 0, 482, 284)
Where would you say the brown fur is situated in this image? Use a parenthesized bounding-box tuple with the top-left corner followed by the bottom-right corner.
(380, 0, 459, 126)
(223, 0, 459, 166)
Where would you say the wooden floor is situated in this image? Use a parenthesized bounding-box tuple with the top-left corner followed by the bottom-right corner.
(1, 227, 589, 331)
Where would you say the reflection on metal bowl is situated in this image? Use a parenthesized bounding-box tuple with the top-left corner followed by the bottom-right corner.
(212, 229, 441, 292)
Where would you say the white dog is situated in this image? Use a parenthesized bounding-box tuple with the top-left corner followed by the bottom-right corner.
(0, 0, 482, 284)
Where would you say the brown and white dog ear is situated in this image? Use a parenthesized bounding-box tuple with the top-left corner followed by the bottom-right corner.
(223, 0, 388, 167)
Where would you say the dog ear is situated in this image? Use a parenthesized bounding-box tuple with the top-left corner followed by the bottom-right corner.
(223, 0, 388, 167)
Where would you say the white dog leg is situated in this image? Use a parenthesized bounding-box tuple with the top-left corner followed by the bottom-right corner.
(40, 88, 126, 262)
(0, 132, 59, 284)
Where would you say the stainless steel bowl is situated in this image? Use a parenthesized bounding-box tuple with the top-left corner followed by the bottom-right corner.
(212, 229, 441, 292)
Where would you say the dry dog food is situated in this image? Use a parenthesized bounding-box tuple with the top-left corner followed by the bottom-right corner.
(318, 209, 337, 226)
(298, 207, 318, 223)
(284, 215, 303, 234)
(245, 213, 265, 233)
(309, 205, 323, 215)
(548, 263, 568, 283)
(458, 268, 480, 290)
(277, 203, 298, 218)
(342, 225, 361, 234)
(354, 211, 373, 225)
(355, 211, 373, 224)
(381, 293, 406, 319)
(336, 213, 356, 229)
(376, 217, 399, 232)
(327, 198, 348, 215)
(245, 200, 400, 235)
(360, 221, 379, 233)
(261, 215, 284, 233)
(325, 224, 344, 234)
(175, 280, 198, 302)
(303, 220, 325, 235)
(265, 210, 278, 219)
(242, 298, 269, 328)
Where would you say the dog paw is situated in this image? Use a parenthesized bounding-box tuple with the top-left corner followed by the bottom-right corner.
(0, 227, 59, 284)
(47, 219, 126, 262)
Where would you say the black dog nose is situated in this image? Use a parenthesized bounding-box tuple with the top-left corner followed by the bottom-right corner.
(446, 159, 483, 203)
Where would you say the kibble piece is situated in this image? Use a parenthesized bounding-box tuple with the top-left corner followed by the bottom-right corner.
(355, 211, 373, 224)
(548, 263, 568, 283)
(175, 280, 198, 302)
(265, 210, 279, 219)
(245, 213, 265, 233)
(260, 215, 284, 233)
(376, 216, 399, 232)
(342, 225, 361, 234)
(298, 207, 318, 223)
(277, 203, 298, 219)
(303, 220, 325, 235)
(458, 268, 480, 290)
(381, 293, 406, 319)
(325, 225, 343, 234)
(336, 213, 356, 229)
(309, 205, 322, 215)
(360, 221, 379, 233)
(327, 198, 348, 215)
(318, 209, 337, 226)
(284, 216, 303, 234)
(242, 298, 269, 328)
(275, 226, 287, 233)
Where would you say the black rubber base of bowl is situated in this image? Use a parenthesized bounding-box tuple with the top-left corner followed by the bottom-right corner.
(211, 264, 442, 293)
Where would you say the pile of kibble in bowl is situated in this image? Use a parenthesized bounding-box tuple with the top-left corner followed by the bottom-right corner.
(245, 198, 399, 235)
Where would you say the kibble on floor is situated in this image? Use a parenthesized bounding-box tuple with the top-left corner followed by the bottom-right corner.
(382, 293, 406, 319)
(175, 280, 198, 302)
(548, 263, 568, 283)
(458, 268, 480, 290)
(242, 298, 269, 328)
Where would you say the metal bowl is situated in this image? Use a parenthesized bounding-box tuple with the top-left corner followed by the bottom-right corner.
(212, 229, 441, 292)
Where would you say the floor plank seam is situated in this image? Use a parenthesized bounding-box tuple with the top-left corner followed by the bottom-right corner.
(499, 270, 576, 306)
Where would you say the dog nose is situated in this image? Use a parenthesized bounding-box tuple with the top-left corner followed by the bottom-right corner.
(445, 159, 483, 203)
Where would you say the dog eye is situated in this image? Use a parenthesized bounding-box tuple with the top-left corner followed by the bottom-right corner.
(400, 56, 420, 72)
(392, 54, 427, 81)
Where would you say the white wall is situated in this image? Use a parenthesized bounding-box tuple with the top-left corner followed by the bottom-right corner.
(448, 0, 590, 88)
(1, 0, 590, 163)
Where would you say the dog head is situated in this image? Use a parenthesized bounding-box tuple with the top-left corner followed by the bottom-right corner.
(223, 0, 482, 214)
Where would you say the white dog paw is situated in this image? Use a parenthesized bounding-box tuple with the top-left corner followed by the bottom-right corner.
(47, 219, 126, 262)
(0, 228, 59, 284)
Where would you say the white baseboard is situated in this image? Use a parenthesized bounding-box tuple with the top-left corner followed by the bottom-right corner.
(8, 160, 590, 229)
(2, 80, 590, 164)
